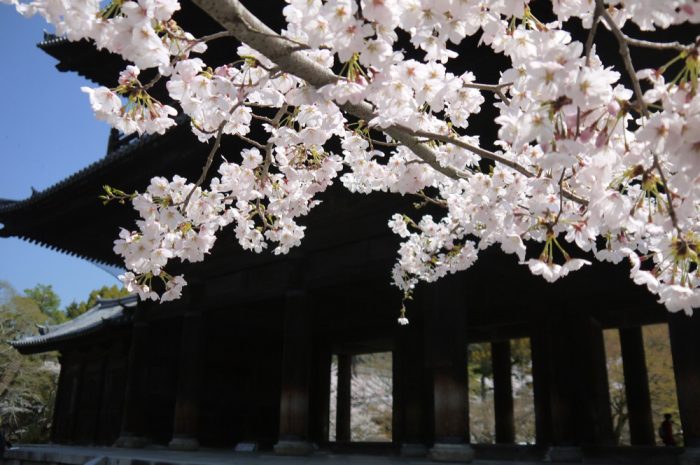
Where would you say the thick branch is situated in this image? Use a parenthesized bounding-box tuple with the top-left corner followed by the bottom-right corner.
(190, 0, 475, 182)
(191, 0, 588, 207)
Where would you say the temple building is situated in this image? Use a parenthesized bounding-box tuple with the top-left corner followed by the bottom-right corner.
(2, 2, 700, 464)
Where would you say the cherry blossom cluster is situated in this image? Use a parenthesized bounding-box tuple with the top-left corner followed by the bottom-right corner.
(82, 65, 178, 135)
(109, 123, 343, 301)
(6, 0, 700, 319)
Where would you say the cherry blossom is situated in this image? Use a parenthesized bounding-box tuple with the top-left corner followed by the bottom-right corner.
(5, 0, 700, 318)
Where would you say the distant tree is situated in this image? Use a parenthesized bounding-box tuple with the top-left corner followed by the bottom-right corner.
(23, 284, 64, 324)
(0, 282, 58, 443)
(64, 285, 130, 319)
(468, 343, 492, 402)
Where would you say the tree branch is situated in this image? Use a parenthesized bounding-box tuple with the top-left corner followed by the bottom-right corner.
(261, 104, 288, 184)
(585, 3, 602, 66)
(597, 0, 648, 118)
(597, 0, 681, 232)
(463, 81, 512, 104)
(191, 0, 589, 208)
(190, 0, 475, 182)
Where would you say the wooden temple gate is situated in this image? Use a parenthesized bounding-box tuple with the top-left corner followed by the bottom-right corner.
(1, 1, 699, 462)
(12, 248, 699, 462)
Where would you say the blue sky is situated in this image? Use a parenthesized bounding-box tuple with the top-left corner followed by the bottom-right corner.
(0, 9, 123, 307)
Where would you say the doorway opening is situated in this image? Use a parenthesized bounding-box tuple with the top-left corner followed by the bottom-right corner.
(328, 351, 393, 442)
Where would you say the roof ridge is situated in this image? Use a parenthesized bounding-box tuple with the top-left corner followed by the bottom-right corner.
(0, 115, 188, 216)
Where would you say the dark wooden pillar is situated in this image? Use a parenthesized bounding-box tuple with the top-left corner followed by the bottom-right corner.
(91, 353, 109, 445)
(395, 312, 428, 456)
(668, 313, 700, 449)
(66, 350, 85, 444)
(426, 274, 473, 462)
(541, 315, 582, 462)
(492, 340, 515, 444)
(548, 323, 577, 447)
(169, 291, 204, 450)
(535, 313, 614, 461)
(274, 290, 315, 455)
(530, 328, 553, 447)
(70, 352, 87, 444)
(336, 353, 352, 442)
(53, 352, 81, 444)
(309, 342, 331, 444)
(619, 326, 655, 445)
(115, 312, 151, 448)
(570, 315, 614, 446)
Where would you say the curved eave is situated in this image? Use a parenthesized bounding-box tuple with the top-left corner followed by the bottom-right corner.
(0, 115, 199, 265)
(10, 315, 132, 354)
(38, 35, 124, 87)
(0, 116, 184, 216)
(10, 295, 137, 354)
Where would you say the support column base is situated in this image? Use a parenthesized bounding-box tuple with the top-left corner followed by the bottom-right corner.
(679, 448, 700, 465)
(273, 440, 316, 456)
(428, 443, 474, 462)
(168, 435, 199, 451)
(545, 446, 583, 462)
(114, 433, 150, 448)
(400, 443, 427, 457)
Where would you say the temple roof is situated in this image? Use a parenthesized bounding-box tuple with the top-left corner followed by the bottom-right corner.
(38, 33, 124, 87)
(10, 294, 137, 354)
(0, 0, 288, 267)
(0, 113, 202, 266)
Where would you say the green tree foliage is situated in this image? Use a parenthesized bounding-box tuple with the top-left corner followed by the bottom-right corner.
(0, 281, 58, 443)
(64, 285, 130, 319)
(0, 282, 130, 443)
(23, 284, 65, 324)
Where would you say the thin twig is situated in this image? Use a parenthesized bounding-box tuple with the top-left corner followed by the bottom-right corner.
(366, 137, 401, 148)
(197, 30, 237, 44)
(183, 102, 244, 210)
(251, 113, 275, 124)
(585, 3, 602, 66)
(235, 133, 266, 149)
(413, 191, 448, 208)
(407, 129, 534, 177)
(652, 155, 680, 232)
(142, 72, 162, 91)
(597, 0, 648, 117)
(406, 129, 589, 206)
(182, 124, 226, 212)
(463, 81, 513, 104)
(622, 36, 693, 53)
(260, 104, 289, 184)
(553, 168, 567, 225)
(143, 31, 236, 92)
